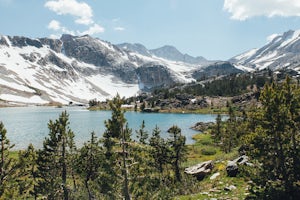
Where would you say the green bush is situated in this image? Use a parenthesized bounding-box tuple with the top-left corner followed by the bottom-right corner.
(200, 147, 216, 155)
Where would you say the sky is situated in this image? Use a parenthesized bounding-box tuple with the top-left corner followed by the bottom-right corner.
(1, 0, 300, 60)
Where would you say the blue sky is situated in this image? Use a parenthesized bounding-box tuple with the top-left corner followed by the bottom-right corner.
(1, 0, 300, 60)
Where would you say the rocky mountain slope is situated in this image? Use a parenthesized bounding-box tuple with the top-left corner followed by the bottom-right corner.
(231, 30, 300, 72)
(0, 34, 209, 105)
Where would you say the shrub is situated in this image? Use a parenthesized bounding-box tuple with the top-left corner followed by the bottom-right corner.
(201, 147, 217, 155)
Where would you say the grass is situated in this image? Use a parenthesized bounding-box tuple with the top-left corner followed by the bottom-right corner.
(179, 132, 249, 200)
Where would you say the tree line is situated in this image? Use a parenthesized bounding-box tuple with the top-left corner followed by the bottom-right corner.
(0, 95, 194, 200)
(152, 72, 270, 99)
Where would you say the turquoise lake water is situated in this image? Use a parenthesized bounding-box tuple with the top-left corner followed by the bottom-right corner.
(0, 106, 219, 149)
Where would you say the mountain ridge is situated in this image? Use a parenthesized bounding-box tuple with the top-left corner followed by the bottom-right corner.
(1, 29, 300, 105)
(230, 29, 300, 71)
(0, 34, 208, 105)
(117, 43, 209, 65)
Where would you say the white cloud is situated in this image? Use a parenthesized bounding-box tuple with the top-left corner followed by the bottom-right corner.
(224, 0, 300, 20)
(79, 23, 105, 35)
(45, 0, 93, 25)
(47, 19, 75, 35)
(114, 27, 125, 31)
(48, 20, 61, 31)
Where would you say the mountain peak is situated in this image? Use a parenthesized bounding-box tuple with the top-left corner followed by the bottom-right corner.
(117, 43, 151, 57)
(150, 45, 207, 64)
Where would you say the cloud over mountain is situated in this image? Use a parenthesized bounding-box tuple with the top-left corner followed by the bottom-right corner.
(45, 0, 93, 25)
(224, 0, 300, 20)
(45, 0, 105, 37)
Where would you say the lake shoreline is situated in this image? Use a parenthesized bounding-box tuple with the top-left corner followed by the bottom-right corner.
(0, 106, 218, 150)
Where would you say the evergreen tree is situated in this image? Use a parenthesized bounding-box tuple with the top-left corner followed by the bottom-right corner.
(136, 120, 148, 144)
(167, 125, 187, 182)
(100, 94, 131, 200)
(149, 126, 169, 175)
(0, 122, 17, 198)
(16, 144, 37, 199)
(221, 105, 238, 153)
(76, 132, 103, 200)
(212, 114, 222, 143)
(246, 77, 300, 199)
(129, 138, 156, 199)
(35, 111, 75, 200)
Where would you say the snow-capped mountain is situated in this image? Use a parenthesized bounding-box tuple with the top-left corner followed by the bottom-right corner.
(0, 34, 207, 105)
(117, 43, 210, 65)
(231, 30, 300, 71)
(6, 29, 299, 105)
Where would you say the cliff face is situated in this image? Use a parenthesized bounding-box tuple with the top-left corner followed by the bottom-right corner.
(136, 64, 175, 89)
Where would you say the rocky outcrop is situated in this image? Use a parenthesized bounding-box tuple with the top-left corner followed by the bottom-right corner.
(231, 92, 259, 104)
(226, 155, 251, 177)
(39, 38, 63, 53)
(0, 36, 9, 46)
(185, 160, 214, 180)
(9, 36, 43, 48)
(191, 122, 214, 132)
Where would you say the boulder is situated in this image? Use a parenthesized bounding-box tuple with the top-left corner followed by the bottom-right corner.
(185, 160, 214, 180)
(226, 155, 251, 177)
(191, 122, 214, 131)
(210, 172, 220, 180)
(224, 185, 237, 191)
(226, 161, 239, 177)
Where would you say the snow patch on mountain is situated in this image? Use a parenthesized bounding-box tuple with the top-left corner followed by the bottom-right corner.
(230, 29, 300, 72)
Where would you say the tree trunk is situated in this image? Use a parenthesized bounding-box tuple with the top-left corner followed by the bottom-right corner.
(122, 130, 130, 200)
(62, 137, 68, 200)
(85, 178, 92, 200)
(0, 137, 3, 179)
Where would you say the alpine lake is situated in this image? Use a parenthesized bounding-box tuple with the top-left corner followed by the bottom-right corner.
(0, 106, 218, 149)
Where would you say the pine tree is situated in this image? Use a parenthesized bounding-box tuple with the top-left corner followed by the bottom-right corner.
(167, 125, 187, 182)
(35, 111, 75, 200)
(149, 126, 169, 174)
(76, 132, 103, 200)
(100, 94, 131, 200)
(0, 122, 17, 198)
(16, 144, 37, 199)
(212, 114, 222, 143)
(221, 105, 238, 153)
(246, 77, 300, 199)
(136, 120, 148, 144)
